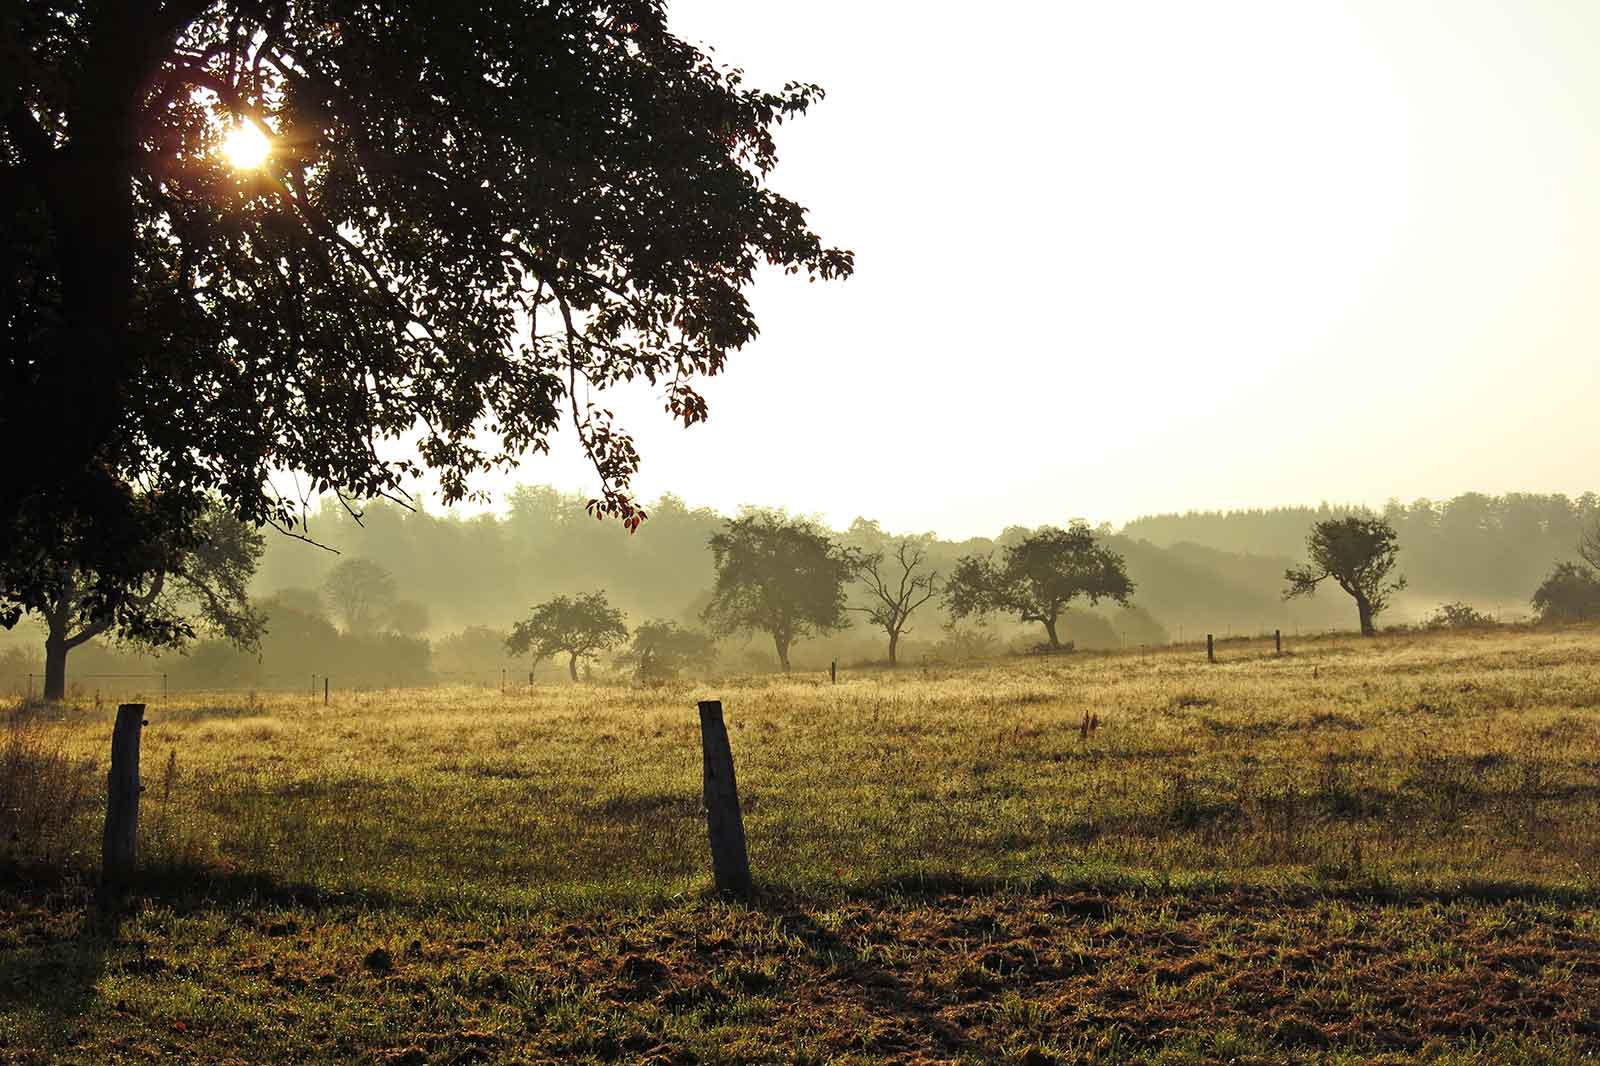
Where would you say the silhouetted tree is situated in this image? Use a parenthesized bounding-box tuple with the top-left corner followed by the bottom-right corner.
(37, 504, 264, 700)
(1284, 517, 1405, 636)
(507, 592, 628, 682)
(3, 3, 852, 636)
(616, 620, 718, 682)
(703, 514, 856, 671)
(1532, 563, 1600, 624)
(944, 523, 1133, 650)
(322, 560, 398, 634)
(851, 539, 939, 666)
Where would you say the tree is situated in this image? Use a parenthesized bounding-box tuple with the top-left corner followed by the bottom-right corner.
(615, 620, 718, 682)
(321, 559, 398, 634)
(944, 523, 1133, 650)
(1284, 516, 1405, 637)
(703, 513, 856, 671)
(36, 504, 265, 701)
(1532, 563, 1600, 624)
(3, 3, 852, 634)
(850, 538, 939, 666)
(506, 591, 628, 682)
(1581, 516, 1600, 572)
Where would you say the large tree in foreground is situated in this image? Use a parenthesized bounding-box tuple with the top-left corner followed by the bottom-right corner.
(506, 591, 628, 682)
(3, 2, 852, 632)
(944, 524, 1133, 651)
(37, 503, 265, 701)
(703, 513, 855, 672)
(1284, 516, 1405, 637)
(851, 538, 939, 666)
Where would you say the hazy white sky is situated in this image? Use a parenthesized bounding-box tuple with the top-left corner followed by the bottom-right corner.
(440, 0, 1600, 540)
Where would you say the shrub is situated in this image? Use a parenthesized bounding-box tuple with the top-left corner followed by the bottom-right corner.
(1531, 563, 1600, 624)
(1422, 602, 1497, 630)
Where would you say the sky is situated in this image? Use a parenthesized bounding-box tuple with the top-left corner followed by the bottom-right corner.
(434, 0, 1600, 541)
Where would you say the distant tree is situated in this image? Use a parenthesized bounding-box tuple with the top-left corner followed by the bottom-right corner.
(616, 620, 718, 682)
(434, 626, 515, 678)
(703, 513, 856, 671)
(1284, 517, 1405, 637)
(507, 592, 628, 682)
(387, 599, 432, 638)
(850, 539, 939, 666)
(36, 505, 265, 701)
(1531, 563, 1600, 624)
(1581, 516, 1600, 572)
(944, 523, 1134, 650)
(264, 587, 330, 620)
(322, 560, 399, 634)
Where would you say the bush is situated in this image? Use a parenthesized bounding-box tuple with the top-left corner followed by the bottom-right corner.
(0, 722, 96, 868)
(1422, 602, 1497, 630)
(1531, 563, 1600, 624)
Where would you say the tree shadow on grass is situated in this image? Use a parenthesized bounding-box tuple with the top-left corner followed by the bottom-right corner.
(745, 890, 995, 1061)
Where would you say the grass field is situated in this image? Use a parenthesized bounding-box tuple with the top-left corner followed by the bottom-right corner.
(4, 626, 1600, 1063)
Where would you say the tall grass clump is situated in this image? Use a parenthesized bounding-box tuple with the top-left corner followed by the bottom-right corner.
(0, 718, 97, 869)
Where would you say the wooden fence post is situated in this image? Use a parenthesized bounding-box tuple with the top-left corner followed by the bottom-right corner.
(697, 700, 752, 896)
(324, 677, 329, 705)
(830, 659, 837, 684)
(102, 704, 146, 887)
(1207, 634, 1215, 663)
(1275, 629, 1282, 655)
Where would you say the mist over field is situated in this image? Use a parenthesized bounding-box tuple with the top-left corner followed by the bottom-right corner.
(4, 487, 1596, 697)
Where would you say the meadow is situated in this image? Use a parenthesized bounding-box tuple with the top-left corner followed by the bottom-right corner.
(4, 626, 1600, 1063)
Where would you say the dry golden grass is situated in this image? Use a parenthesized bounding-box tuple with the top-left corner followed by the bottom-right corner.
(5, 625, 1600, 1064)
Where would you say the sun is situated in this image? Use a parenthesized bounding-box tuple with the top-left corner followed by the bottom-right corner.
(221, 122, 271, 170)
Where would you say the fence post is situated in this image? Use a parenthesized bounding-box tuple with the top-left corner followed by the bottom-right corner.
(324, 677, 329, 705)
(830, 659, 837, 684)
(697, 700, 752, 896)
(1207, 634, 1215, 663)
(1275, 629, 1282, 655)
(102, 704, 146, 889)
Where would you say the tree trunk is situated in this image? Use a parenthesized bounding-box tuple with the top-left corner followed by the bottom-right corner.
(43, 638, 68, 702)
(567, 651, 579, 681)
(1043, 615, 1061, 649)
(887, 629, 900, 667)
(773, 634, 791, 672)
(1356, 596, 1376, 637)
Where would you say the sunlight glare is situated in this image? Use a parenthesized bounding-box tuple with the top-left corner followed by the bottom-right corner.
(221, 122, 271, 170)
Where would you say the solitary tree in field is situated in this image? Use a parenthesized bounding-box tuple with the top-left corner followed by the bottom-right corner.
(3, 3, 852, 638)
(1531, 563, 1600, 623)
(944, 524, 1134, 651)
(703, 514, 856, 671)
(615, 620, 719, 682)
(36, 504, 265, 701)
(1284, 516, 1405, 637)
(851, 539, 939, 666)
(507, 592, 628, 682)
(322, 560, 399, 635)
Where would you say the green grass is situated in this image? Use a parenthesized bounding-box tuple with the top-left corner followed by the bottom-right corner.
(4, 626, 1600, 1062)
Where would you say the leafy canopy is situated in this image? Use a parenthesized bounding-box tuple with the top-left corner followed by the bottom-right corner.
(615, 619, 717, 682)
(506, 591, 628, 666)
(944, 523, 1133, 646)
(1283, 516, 1406, 629)
(702, 512, 856, 668)
(3, 1, 851, 628)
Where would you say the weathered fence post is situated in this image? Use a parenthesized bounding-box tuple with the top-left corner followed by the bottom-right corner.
(697, 700, 752, 896)
(830, 659, 837, 684)
(324, 677, 329, 705)
(1207, 634, 1215, 663)
(1275, 629, 1282, 655)
(102, 704, 146, 888)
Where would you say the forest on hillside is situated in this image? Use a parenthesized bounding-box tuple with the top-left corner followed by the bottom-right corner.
(1, 488, 1590, 696)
